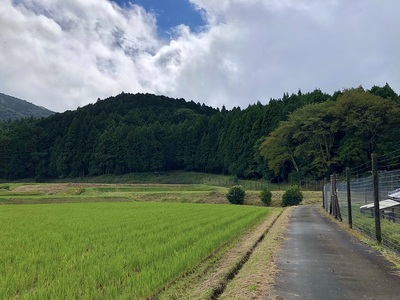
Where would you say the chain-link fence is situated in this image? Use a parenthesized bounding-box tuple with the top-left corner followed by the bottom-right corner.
(324, 163, 400, 254)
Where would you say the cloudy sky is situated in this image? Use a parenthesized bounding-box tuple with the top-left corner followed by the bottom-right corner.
(0, 0, 399, 112)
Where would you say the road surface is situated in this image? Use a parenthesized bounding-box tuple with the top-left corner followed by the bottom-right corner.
(271, 205, 400, 300)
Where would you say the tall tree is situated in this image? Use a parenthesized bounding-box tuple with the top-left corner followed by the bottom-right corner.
(337, 89, 400, 154)
(259, 89, 400, 180)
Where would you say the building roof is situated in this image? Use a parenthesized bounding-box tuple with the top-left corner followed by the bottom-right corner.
(388, 189, 400, 200)
(360, 199, 400, 210)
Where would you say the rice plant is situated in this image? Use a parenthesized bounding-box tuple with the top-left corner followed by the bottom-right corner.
(0, 202, 270, 299)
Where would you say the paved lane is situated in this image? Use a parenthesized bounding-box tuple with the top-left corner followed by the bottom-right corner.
(271, 206, 400, 300)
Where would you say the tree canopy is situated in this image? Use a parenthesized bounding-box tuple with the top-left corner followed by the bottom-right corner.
(1, 84, 399, 182)
(260, 88, 400, 180)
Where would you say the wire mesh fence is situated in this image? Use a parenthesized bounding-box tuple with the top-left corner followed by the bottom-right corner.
(324, 167, 400, 254)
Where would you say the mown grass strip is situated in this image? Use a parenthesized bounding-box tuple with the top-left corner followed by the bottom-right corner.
(219, 208, 292, 299)
(210, 209, 283, 299)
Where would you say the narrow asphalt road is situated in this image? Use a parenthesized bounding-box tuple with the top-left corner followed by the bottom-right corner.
(271, 205, 400, 300)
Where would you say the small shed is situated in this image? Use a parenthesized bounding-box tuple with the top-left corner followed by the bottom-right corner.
(360, 199, 400, 222)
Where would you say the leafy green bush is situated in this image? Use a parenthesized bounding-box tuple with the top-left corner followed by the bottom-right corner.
(260, 188, 272, 206)
(226, 185, 245, 205)
(281, 186, 303, 207)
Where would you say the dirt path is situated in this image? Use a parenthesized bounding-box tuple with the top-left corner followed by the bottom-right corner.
(270, 205, 400, 300)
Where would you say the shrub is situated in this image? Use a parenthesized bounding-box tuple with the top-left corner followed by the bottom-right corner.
(281, 186, 303, 207)
(227, 185, 245, 205)
(260, 188, 272, 206)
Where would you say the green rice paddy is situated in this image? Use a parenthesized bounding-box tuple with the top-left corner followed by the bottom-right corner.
(0, 201, 271, 299)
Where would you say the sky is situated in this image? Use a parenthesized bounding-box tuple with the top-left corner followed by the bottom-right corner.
(112, 0, 206, 36)
(0, 0, 399, 112)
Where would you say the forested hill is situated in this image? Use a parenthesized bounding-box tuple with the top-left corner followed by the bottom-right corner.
(0, 84, 399, 181)
(0, 93, 54, 120)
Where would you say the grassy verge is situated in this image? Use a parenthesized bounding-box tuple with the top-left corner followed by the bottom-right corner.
(321, 208, 400, 272)
(219, 207, 292, 299)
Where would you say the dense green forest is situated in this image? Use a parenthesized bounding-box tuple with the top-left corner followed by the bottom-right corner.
(0, 84, 399, 182)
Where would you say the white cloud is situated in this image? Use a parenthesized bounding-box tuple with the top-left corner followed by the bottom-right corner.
(0, 0, 399, 112)
(0, 0, 158, 111)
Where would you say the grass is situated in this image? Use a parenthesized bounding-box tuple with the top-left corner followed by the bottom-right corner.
(0, 183, 227, 204)
(0, 184, 10, 190)
(0, 202, 271, 299)
(0, 183, 322, 208)
(335, 202, 400, 253)
(350, 209, 400, 252)
(322, 207, 400, 271)
(220, 207, 293, 299)
(28, 171, 318, 191)
(157, 208, 284, 299)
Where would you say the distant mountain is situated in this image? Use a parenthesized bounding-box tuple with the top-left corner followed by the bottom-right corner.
(0, 93, 54, 120)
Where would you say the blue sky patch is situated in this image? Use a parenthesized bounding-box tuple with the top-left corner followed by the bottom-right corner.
(111, 0, 206, 37)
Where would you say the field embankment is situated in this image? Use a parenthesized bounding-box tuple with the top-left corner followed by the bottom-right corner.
(0, 182, 321, 207)
(219, 207, 292, 299)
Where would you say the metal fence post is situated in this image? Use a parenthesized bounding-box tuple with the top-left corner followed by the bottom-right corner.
(372, 153, 382, 244)
(322, 178, 326, 209)
(330, 174, 334, 215)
